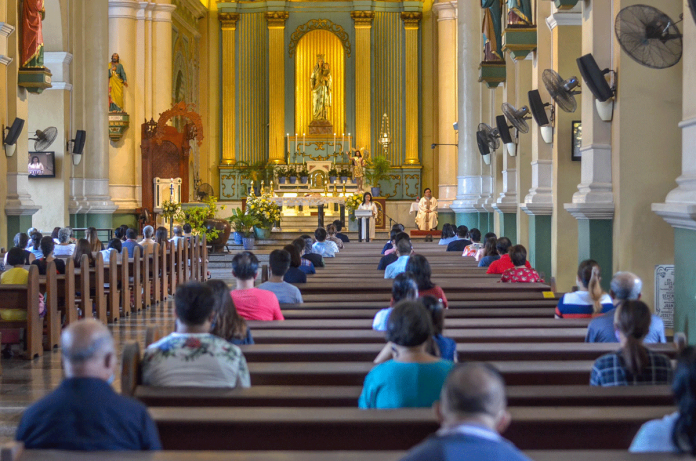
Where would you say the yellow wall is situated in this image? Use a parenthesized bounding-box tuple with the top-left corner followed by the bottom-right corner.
(421, 1, 436, 191)
(198, 3, 220, 196)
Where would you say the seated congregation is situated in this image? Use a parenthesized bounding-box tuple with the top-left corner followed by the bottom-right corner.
(1, 220, 686, 460)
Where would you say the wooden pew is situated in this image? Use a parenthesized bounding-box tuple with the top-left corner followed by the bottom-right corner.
(0, 265, 42, 358)
(103, 250, 120, 323)
(133, 384, 674, 408)
(247, 318, 593, 329)
(36, 261, 60, 350)
(237, 342, 677, 363)
(248, 328, 590, 344)
(281, 307, 557, 319)
(148, 405, 673, 450)
(120, 248, 131, 318)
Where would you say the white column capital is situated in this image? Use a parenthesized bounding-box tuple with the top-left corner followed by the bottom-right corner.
(44, 52, 73, 90)
(451, 175, 483, 214)
(546, 11, 581, 30)
(153, 3, 177, 22)
(433, 2, 457, 21)
(5, 173, 41, 216)
(109, 0, 141, 19)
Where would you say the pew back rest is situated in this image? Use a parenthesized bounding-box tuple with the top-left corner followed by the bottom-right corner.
(121, 341, 142, 397)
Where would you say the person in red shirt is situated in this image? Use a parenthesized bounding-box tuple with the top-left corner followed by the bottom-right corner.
(229, 251, 284, 321)
(486, 237, 531, 274)
(500, 245, 543, 283)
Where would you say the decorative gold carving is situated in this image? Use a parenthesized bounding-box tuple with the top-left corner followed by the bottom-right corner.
(155, 101, 205, 147)
(265, 11, 289, 28)
(289, 19, 351, 57)
(351, 11, 375, 27)
(218, 12, 240, 29)
(401, 12, 422, 30)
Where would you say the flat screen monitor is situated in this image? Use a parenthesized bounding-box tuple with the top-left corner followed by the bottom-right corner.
(28, 151, 56, 178)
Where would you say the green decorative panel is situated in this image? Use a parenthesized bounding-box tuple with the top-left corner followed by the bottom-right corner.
(673, 228, 696, 342)
(375, 168, 421, 200)
(578, 219, 613, 292)
(7, 216, 33, 249)
(456, 212, 480, 229)
(220, 170, 250, 200)
(479, 61, 506, 88)
(500, 212, 517, 244)
(529, 215, 552, 283)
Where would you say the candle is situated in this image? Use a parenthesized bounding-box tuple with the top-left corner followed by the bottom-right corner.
(286, 133, 289, 153)
(333, 133, 336, 153)
(341, 133, 344, 153)
(295, 133, 298, 153)
(348, 133, 351, 152)
(303, 133, 305, 153)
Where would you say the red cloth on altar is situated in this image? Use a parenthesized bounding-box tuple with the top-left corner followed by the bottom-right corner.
(21, 0, 44, 67)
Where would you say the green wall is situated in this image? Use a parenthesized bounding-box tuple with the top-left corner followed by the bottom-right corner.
(578, 219, 613, 292)
(674, 228, 696, 342)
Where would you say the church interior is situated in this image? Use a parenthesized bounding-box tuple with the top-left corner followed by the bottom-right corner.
(0, 0, 694, 456)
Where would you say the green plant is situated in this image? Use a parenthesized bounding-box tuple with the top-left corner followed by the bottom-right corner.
(328, 167, 338, 177)
(275, 166, 288, 178)
(298, 166, 309, 178)
(238, 160, 271, 182)
(339, 168, 351, 178)
(227, 208, 260, 238)
(246, 193, 281, 229)
(174, 195, 225, 241)
(365, 155, 392, 186)
(287, 166, 298, 177)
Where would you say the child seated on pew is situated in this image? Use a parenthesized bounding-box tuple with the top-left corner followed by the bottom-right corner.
(555, 260, 613, 319)
(73, 239, 95, 268)
(499, 245, 544, 283)
(421, 296, 457, 362)
(206, 279, 253, 345)
(31, 236, 66, 275)
(311, 228, 337, 258)
(1, 248, 45, 321)
(373, 272, 419, 331)
(143, 282, 251, 388)
(258, 250, 303, 305)
(282, 244, 307, 284)
(590, 300, 673, 387)
(360, 300, 454, 409)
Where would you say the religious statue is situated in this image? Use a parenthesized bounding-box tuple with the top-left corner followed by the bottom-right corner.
(507, 0, 533, 25)
(21, 0, 45, 68)
(416, 188, 438, 231)
(310, 55, 332, 121)
(109, 53, 128, 113)
(482, 0, 504, 62)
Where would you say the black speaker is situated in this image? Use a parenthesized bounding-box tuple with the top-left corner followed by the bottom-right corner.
(577, 54, 614, 102)
(528, 90, 550, 126)
(72, 130, 86, 154)
(476, 131, 490, 156)
(495, 115, 513, 144)
(3, 118, 25, 145)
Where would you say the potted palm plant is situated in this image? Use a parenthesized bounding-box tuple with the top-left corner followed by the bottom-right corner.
(365, 156, 392, 197)
(328, 167, 338, 184)
(339, 167, 351, 183)
(227, 208, 260, 250)
(276, 166, 288, 184)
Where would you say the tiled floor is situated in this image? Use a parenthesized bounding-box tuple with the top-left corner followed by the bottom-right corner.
(0, 268, 234, 442)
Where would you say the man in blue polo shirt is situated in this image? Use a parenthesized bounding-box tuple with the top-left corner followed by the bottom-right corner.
(16, 319, 161, 450)
(585, 272, 666, 343)
(400, 363, 531, 461)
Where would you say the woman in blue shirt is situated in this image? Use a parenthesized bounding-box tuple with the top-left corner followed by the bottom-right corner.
(421, 295, 457, 362)
(438, 223, 456, 246)
(630, 346, 696, 453)
(359, 300, 454, 409)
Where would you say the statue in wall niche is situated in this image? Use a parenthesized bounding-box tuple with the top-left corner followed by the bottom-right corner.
(481, 0, 504, 62)
(109, 53, 128, 113)
(507, 0, 533, 26)
(21, 0, 45, 68)
(310, 54, 332, 121)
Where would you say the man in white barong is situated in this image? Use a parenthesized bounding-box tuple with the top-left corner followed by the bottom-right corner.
(416, 188, 438, 231)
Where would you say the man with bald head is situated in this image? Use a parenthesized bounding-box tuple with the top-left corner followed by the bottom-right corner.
(585, 271, 666, 343)
(400, 363, 530, 461)
(16, 319, 161, 450)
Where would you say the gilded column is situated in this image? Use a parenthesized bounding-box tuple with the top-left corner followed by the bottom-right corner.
(219, 13, 239, 163)
(265, 11, 288, 164)
(402, 12, 422, 165)
(351, 11, 374, 153)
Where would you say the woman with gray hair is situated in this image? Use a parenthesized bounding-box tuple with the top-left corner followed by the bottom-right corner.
(52, 228, 76, 257)
(139, 225, 155, 252)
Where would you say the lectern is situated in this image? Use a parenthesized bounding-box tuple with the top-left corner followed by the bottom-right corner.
(355, 209, 373, 242)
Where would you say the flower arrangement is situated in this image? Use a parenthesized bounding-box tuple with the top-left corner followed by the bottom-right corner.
(246, 191, 281, 229)
(161, 200, 181, 221)
(345, 194, 363, 221)
(174, 195, 225, 241)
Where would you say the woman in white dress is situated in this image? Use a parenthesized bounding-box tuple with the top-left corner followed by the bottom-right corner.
(28, 156, 44, 176)
(357, 192, 378, 240)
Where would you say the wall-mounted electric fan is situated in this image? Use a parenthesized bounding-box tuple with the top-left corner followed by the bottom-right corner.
(477, 123, 500, 166)
(30, 127, 58, 151)
(542, 69, 580, 113)
(615, 5, 683, 69)
(196, 183, 215, 201)
(501, 103, 530, 134)
(528, 90, 554, 144)
(495, 115, 517, 157)
(689, 0, 696, 25)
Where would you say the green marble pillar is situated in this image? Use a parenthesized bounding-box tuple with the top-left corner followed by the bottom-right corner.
(577, 219, 613, 292)
(6, 216, 33, 249)
(674, 228, 696, 342)
(528, 215, 552, 283)
(499, 212, 517, 243)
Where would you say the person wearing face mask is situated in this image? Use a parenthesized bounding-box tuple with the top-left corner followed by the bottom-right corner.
(15, 319, 161, 450)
